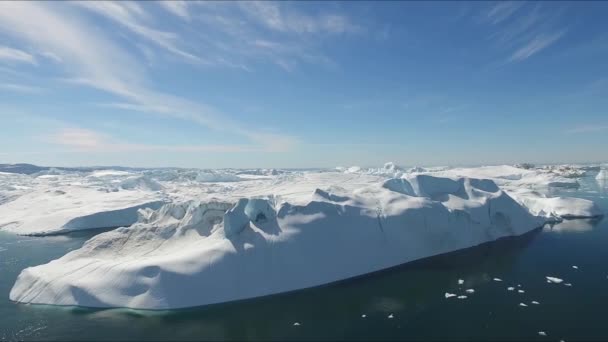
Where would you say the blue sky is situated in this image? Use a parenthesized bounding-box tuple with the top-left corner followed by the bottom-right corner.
(0, 1, 607, 168)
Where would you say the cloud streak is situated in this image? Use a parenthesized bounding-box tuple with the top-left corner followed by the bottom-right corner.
(47, 127, 262, 153)
(0, 1, 297, 152)
(479, 2, 567, 63)
(0, 45, 36, 64)
(508, 30, 566, 62)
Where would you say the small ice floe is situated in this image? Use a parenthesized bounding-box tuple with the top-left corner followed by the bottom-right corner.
(531, 301, 540, 305)
(572, 265, 578, 269)
(445, 292, 457, 299)
(457, 295, 468, 299)
(507, 287, 515, 291)
(517, 284, 522, 287)
(493, 278, 503, 282)
(538, 331, 547, 336)
(293, 322, 301, 326)
(546, 276, 563, 284)
(518, 289, 525, 294)
(458, 279, 464, 285)
(519, 303, 528, 307)
(361, 314, 366, 318)
(564, 283, 572, 287)
(465, 289, 475, 294)
(388, 314, 394, 319)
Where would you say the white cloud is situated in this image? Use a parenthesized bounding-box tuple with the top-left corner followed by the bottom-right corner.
(0, 83, 43, 93)
(238, 2, 360, 35)
(0, 1, 297, 152)
(73, 1, 202, 63)
(0, 45, 36, 64)
(47, 127, 262, 153)
(158, 1, 190, 21)
(484, 1, 524, 25)
(479, 2, 567, 63)
(508, 30, 565, 62)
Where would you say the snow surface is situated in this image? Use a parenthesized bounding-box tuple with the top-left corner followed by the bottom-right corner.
(0, 171, 165, 235)
(4, 163, 605, 309)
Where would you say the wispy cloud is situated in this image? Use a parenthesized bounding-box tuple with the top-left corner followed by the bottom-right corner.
(483, 1, 525, 25)
(158, 1, 190, 21)
(0, 1, 297, 152)
(0, 45, 36, 64)
(508, 30, 566, 62)
(0, 83, 44, 93)
(46, 127, 261, 153)
(238, 1, 361, 35)
(73, 1, 202, 64)
(565, 124, 608, 134)
(479, 2, 567, 63)
(187, 1, 361, 71)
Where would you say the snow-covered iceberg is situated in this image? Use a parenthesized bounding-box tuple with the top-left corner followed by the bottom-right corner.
(0, 179, 165, 235)
(12, 174, 596, 310)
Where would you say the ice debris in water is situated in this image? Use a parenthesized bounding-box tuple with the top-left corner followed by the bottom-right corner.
(457, 295, 467, 299)
(518, 289, 525, 293)
(546, 276, 563, 284)
(458, 279, 464, 285)
(293, 322, 301, 326)
(445, 293, 457, 299)
(507, 287, 515, 291)
(517, 284, 521, 287)
(532, 301, 540, 305)
(388, 314, 394, 319)
(572, 266, 578, 269)
(564, 283, 572, 287)
(538, 331, 547, 336)
(361, 314, 366, 318)
(465, 289, 475, 294)
(493, 278, 503, 282)
(519, 303, 528, 307)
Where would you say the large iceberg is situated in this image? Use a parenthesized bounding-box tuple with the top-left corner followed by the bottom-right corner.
(12, 174, 601, 310)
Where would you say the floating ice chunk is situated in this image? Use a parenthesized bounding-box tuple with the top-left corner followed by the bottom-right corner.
(532, 301, 540, 305)
(518, 289, 525, 293)
(361, 314, 366, 318)
(546, 276, 563, 284)
(457, 295, 467, 299)
(519, 303, 528, 307)
(564, 283, 572, 287)
(572, 266, 578, 269)
(388, 314, 394, 319)
(465, 289, 475, 294)
(293, 322, 301, 326)
(507, 287, 515, 291)
(597, 169, 607, 181)
(493, 278, 503, 282)
(517, 284, 521, 287)
(538, 331, 547, 336)
(458, 279, 464, 285)
(445, 293, 457, 299)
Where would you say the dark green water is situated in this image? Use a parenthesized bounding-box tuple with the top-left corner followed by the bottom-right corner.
(1, 177, 607, 341)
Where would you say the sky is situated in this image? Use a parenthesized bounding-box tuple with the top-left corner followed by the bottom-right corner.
(0, 1, 607, 169)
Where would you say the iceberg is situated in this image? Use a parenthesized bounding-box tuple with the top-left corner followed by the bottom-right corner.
(9, 175, 566, 309)
(5, 166, 605, 310)
(0, 183, 165, 235)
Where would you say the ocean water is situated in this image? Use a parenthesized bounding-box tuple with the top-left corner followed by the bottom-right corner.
(1, 177, 607, 341)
